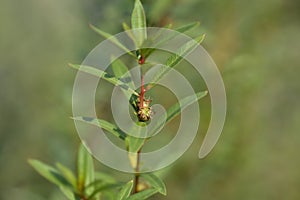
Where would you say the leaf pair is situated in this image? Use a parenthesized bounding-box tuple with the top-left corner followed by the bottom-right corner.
(147, 33, 205, 89)
(28, 160, 76, 199)
(73, 91, 207, 150)
(90, 0, 202, 63)
(29, 144, 103, 200)
(116, 173, 166, 200)
(89, 0, 147, 58)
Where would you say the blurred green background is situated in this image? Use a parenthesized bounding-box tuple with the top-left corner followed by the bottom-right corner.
(1, 0, 300, 199)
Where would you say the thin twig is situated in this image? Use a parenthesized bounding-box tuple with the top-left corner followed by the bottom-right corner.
(133, 148, 142, 194)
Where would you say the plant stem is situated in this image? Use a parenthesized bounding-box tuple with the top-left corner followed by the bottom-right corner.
(139, 75, 145, 108)
(133, 148, 142, 194)
(80, 195, 88, 200)
(132, 55, 146, 194)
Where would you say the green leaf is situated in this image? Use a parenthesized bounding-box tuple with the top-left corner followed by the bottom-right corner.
(150, 91, 208, 135)
(126, 136, 145, 154)
(125, 122, 147, 153)
(89, 24, 135, 58)
(127, 188, 159, 200)
(101, 190, 117, 200)
(149, 34, 205, 87)
(59, 186, 76, 200)
(111, 57, 136, 99)
(125, 123, 147, 169)
(141, 173, 166, 195)
(69, 64, 138, 97)
(155, 22, 200, 46)
(56, 163, 77, 190)
(143, 22, 199, 59)
(116, 180, 134, 200)
(94, 172, 116, 183)
(86, 171, 118, 191)
(122, 22, 132, 34)
(88, 183, 124, 200)
(72, 117, 127, 140)
(166, 35, 205, 68)
(29, 159, 78, 199)
(28, 159, 73, 189)
(129, 93, 139, 113)
(122, 22, 137, 46)
(131, 0, 147, 47)
(111, 57, 133, 86)
(175, 22, 200, 33)
(127, 152, 138, 170)
(77, 143, 94, 194)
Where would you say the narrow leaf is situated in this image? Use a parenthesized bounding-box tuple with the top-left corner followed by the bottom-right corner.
(127, 188, 159, 200)
(141, 173, 166, 195)
(131, 0, 147, 47)
(77, 143, 94, 193)
(150, 91, 208, 135)
(28, 159, 72, 189)
(94, 172, 116, 183)
(95, 172, 116, 183)
(175, 22, 200, 33)
(154, 22, 200, 47)
(125, 123, 147, 170)
(85, 151, 95, 197)
(122, 22, 137, 46)
(102, 190, 117, 200)
(59, 186, 76, 200)
(86, 172, 117, 190)
(111, 57, 133, 85)
(129, 93, 139, 113)
(56, 163, 77, 190)
(166, 35, 205, 68)
(149, 34, 205, 87)
(89, 24, 135, 57)
(111, 57, 136, 98)
(143, 22, 199, 59)
(127, 152, 138, 169)
(69, 64, 138, 97)
(116, 181, 134, 200)
(88, 183, 124, 200)
(72, 117, 127, 140)
(126, 136, 145, 153)
(125, 122, 147, 153)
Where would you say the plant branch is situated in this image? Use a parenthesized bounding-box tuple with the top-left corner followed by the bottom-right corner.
(133, 51, 147, 194)
(133, 148, 142, 194)
(80, 196, 88, 200)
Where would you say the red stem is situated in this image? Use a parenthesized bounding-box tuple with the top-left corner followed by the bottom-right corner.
(140, 75, 145, 109)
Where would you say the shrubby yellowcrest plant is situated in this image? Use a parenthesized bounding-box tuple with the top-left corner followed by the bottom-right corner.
(29, 0, 206, 199)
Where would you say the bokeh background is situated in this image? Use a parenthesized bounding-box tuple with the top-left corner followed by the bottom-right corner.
(1, 0, 300, 199)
